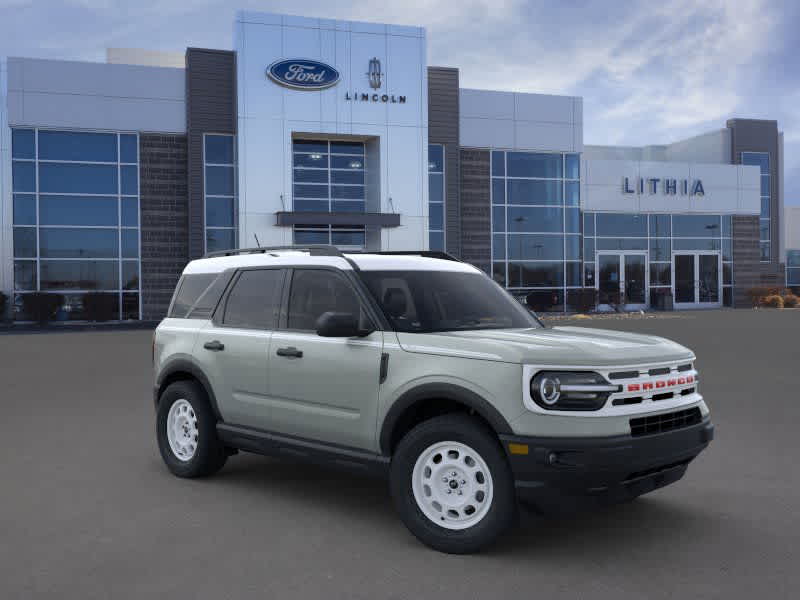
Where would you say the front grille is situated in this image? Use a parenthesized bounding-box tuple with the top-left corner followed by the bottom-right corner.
(629, 407, 702, 437)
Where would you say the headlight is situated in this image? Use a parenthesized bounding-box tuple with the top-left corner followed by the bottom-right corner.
(530, 371, 619, 411)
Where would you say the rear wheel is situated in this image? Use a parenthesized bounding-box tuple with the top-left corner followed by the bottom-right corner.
(390, 414, 517, 554)
(156, 380, 227, 478)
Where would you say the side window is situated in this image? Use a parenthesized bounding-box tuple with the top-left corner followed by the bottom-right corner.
(221, 269, 283, 329)
(169, 274, 216, 318)
(287, 270, 362, 331)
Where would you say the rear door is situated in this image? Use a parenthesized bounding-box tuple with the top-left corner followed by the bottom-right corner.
(194, 268, 285, 430)
(267, 268, 383, 451)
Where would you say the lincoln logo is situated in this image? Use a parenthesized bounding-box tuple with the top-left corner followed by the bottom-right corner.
(266, 59, 341, 90)
(367, 57, 382, 89)
(627, 375, 695, 393)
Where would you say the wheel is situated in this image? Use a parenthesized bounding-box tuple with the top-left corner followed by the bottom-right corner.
(390, 414, 517, 554)
(156, 380, 227, 478)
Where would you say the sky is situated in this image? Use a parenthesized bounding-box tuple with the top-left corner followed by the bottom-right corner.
(1, 0, 798, 204)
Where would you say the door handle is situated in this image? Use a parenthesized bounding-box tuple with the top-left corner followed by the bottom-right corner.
(276, 346, 303, 358)
(203, 340, 225, 351)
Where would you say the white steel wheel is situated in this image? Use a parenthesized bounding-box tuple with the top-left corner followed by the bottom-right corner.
(166, 399, 199, 462)
(411, 440, 494, 530)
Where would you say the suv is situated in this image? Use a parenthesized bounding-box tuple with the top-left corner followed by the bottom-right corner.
(153, 245, 713, 554)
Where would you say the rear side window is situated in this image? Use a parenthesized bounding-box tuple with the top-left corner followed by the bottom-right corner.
(169, 274, 217, 318)
(221, 269, 284, 329)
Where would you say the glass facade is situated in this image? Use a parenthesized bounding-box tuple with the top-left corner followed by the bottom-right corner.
(291, 140, 366, 248)
(491, 150, 580, 311)
(204, 134, 237, 253)
(428, 144, 445, 251)
(11, 128, 141, 320)
(584, 213, 734, 307)
(742, 152, 770, 261)
(788, 250, 800, 288)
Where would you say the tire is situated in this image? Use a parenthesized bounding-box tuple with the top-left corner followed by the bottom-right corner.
(156, 380, 227, 478)
(390, 414, 517, 554)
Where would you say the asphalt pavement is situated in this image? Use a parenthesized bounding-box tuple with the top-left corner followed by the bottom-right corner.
(1, 309, 798, 599)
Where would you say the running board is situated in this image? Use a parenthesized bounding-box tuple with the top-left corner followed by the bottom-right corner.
(216, 423, 390, 477)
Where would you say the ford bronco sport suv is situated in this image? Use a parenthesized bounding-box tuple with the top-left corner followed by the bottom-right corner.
(153, 245, 713, 554)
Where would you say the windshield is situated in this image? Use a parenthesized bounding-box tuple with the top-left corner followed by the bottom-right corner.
(359, 270, 542, 333)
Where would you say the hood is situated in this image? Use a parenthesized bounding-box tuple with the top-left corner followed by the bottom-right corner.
(395, 325, 694, 366)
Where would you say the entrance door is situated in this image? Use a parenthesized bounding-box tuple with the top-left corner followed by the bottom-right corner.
(596, 252, 648, 310)
(672, 252, 721, 309)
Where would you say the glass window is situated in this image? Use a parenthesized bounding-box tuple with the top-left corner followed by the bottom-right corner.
(741, 152, 769, 174)
(491, 151, 505, 177)
(565, 208, 580, 233)
(506, 180, 562, 205)
(39, 228, 118, 258)
(760, 175, 770, 197)
(206, 197, 235, 228)
(12, 129, 35, 159)
(120, 135, 138, 163)
(507, 206, 563, 233)
(206, 166, 235, 196)
(122, 261, 139, 290)
(122, 293, 139, 320)
(294, 229, 329, 244)
(332, 200, 366, 213)
(650, 264, 671, 286)
(13, 194, 36, 225)
(223, 269, 283, 329)
(759, 219, 770, 241)
(331, 185, 364, 200)
(673, 214, 721, 237)
(649, 238, 671, 261)
(583, 238, 594, 262)
(206, 229, 236, 254)
(492, 179, 505, 205)
(169, 274, 217, 318)
(40, 260, 119, 290)
(330, 141, 364, 155)
(721, 215, 732, 237)
(39, 163, 118, 194)
(787, 250, 800, 268)
(429, 203, 444, 231)
(13, 228, 37, 258)
(507, 152, 562, 178)
(360, 270, 539, 332)
(121, 165, 138, 195)
(12, 161, 36, 192)
(121, 229, 139, 258)
(121, 198, 139, 227)
(673, 238, 721, 251)
(649, 214, 671, 238)
(761, 197, 770, 219)
(492, 234, 506, 260)
(429, 231, 444, 252)
(429, 173, 444, 204)
(293, 140, 328, 154)
(723, 263, 732, 285)
(722, 238, 732, 262)
(524, 289, 564, 312)
(294, 183, 329, 199)
(293, 168, 328, 184)
(507, 235, 564, 260)
(508, 262, 564, 287)
(188, 273, 233, 319)
(428, 145, 444, 172)
(583, 213, 594, 237)
(565, 235, 581, 261)
(40, 195, 118, 226)
(565, 181, 580, 206)
(14, 260, 37, 291)
(492, 207, 505, 232)
(287, 269, 361, 331)
(584, 262, 595, 287)
(565, 154, 580, 180)
(205, 135, 235, 164)
(595, 213, 647, 237)
(596, 238, 647, 251)
(294, 153, 329, 168)
(331, 229, 366, 247)
(294, 200, 327, 212)
(38, 131, 117, 162)
(760, 242, 771, 262)
(331, 170, 364, 185)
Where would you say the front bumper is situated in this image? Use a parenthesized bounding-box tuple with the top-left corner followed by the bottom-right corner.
(499, 417, 714, 513)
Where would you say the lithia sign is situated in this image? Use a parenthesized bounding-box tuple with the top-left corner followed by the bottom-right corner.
(623, 177, 705, 196)
(267, 57, 407, 103)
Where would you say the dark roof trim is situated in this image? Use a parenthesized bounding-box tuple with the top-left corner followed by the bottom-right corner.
(275, 211, 401, 227)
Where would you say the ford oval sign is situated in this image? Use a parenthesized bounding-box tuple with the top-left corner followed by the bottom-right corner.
(267, 59, 340, 90)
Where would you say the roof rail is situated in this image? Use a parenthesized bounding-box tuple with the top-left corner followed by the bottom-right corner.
(204, 245, 345, 259)
(351, 250, 463, 263)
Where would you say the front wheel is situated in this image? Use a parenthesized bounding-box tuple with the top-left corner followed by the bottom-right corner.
(156, 380, 227, 478)
(390, 414, 517, 554)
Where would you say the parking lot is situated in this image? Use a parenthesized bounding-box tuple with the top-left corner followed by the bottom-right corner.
(1, 309, 798, 599)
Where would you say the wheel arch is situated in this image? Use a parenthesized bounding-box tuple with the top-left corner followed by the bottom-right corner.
(155, 359, 222, 421)
(379, 383, 513, 456)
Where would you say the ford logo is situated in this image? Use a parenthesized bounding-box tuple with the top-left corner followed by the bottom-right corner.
(267, 59, 340, 90)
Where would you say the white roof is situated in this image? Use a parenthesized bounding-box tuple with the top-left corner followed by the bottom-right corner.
(181, 250, 480, 275)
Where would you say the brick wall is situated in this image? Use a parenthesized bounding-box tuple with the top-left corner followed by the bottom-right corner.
(732, 215, 786, 307)
(459, 149, 491, 273)
(139, 134, 189, 320)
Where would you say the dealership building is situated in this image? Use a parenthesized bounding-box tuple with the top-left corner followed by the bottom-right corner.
(0, 10, 794, 320)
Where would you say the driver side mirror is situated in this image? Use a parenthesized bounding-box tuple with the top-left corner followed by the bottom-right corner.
(315, 311, 373, 337)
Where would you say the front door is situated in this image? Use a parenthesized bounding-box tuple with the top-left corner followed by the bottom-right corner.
(596, 252, 648, 310)
(267, 268, 384, 451)
(672, 252, 721, 309)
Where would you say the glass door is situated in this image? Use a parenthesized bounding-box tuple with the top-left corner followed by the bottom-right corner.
(673, 252, 721, 309)
(596, 252, 648, 310)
